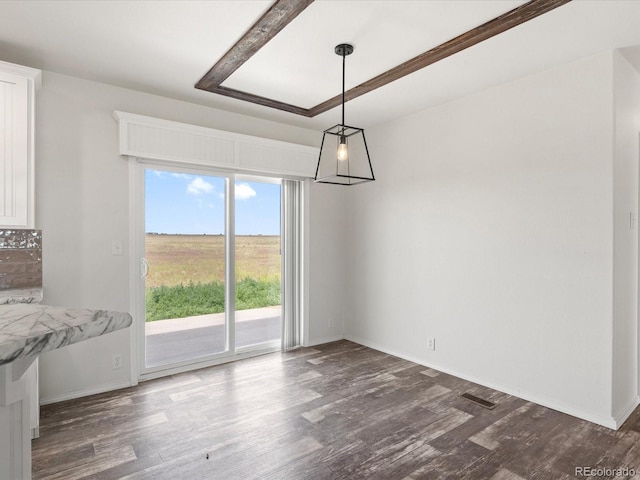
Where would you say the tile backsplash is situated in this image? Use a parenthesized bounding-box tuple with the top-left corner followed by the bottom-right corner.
(0, 229, 42, 290)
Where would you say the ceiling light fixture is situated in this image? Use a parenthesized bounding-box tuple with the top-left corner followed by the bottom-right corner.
(314, 44, 374, 186)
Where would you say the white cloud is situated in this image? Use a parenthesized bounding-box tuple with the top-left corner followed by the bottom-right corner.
(235, 183, 256, 200)
(187, 177, 214, 195)
(172, 173, 193, 180)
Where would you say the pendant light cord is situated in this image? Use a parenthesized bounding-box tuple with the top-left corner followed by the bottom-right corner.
(341, 50, 346, 127)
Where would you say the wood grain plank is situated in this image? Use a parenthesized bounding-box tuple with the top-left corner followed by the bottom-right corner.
(195, 0, 314, 90)
(32, 340, 640, 480)
(203, 85, 313, 117)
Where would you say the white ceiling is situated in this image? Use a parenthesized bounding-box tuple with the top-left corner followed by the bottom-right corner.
(1, 0, 640, 131)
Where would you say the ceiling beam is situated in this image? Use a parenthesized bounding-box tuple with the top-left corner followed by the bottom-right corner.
(309, 0, 572, 117)
(196, 0, 572, 118)
(195, 0, 314, 91)
(206, 85, 313, 117)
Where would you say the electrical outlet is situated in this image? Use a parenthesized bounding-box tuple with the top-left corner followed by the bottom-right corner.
(112, 353, 123, 369)
(427, 337, 436, 351)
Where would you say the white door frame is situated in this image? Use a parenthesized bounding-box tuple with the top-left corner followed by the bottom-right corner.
(129, 159, 283, 381)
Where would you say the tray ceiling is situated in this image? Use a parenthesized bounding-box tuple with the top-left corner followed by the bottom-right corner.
(197, 0, 568, 117)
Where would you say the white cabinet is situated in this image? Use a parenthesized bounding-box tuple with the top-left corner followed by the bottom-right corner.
(0, 61, 40, 228)
(0, 60, 41, 443)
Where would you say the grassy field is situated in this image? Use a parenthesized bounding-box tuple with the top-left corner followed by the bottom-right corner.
(145, 234, 281, 287)
(145, 234, 281, 321)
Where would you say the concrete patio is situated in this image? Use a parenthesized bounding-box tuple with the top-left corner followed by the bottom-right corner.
(145, 306, 281, 367)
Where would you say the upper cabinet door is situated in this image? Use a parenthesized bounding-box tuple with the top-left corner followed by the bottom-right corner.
(0, 62, 40, 229)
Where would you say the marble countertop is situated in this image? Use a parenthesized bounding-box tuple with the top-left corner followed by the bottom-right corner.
(0, 304, 132, 366)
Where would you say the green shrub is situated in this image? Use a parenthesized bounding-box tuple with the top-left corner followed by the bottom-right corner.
(145, 277, 281, 322)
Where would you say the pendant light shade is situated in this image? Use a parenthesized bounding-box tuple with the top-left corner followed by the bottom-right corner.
(315, 124, 374, 185)
(314, 44, 374, 186)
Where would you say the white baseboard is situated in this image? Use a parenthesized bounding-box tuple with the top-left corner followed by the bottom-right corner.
(306, 335, 344, 347)
(39, 379, 138, 406)
(613, 395, 640, 429)
(344, 334, 620, 430)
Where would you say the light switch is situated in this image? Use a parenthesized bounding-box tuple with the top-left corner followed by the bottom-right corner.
(112, 240, 123, 256)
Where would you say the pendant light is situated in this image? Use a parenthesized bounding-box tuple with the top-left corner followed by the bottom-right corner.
(314, 44, 375, 185)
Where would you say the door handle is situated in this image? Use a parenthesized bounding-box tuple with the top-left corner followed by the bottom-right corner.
(141, 258, 149, 278)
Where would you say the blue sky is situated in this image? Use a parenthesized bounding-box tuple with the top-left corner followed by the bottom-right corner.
(145, 170, 281, 235)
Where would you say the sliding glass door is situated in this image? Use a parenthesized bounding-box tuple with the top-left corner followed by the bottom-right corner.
(143, 169, 228, 368)
(139, 165, 283, 373)
(234, 178, 282, 350)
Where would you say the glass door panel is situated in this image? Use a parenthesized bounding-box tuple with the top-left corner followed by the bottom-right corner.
(144, 169, 227, 368)
(234, 179, 282, 349)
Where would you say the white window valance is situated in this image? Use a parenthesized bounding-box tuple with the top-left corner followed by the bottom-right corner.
(113, 111, 318, 178)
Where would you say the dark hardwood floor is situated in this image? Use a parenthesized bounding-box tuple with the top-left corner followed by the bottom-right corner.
(32, 341, 640, 479)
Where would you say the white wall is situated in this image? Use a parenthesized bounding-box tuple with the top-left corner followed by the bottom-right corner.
(305, 180, 347, 345)
(345, 52, 620, 427)
(612, 51, 640, 421)
(35, 71, 341, 402)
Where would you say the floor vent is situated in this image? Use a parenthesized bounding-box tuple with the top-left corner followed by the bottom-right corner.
(461, 393, 496, 410)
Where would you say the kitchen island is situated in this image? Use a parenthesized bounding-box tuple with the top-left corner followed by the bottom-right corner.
(0, 304, 132, 479)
